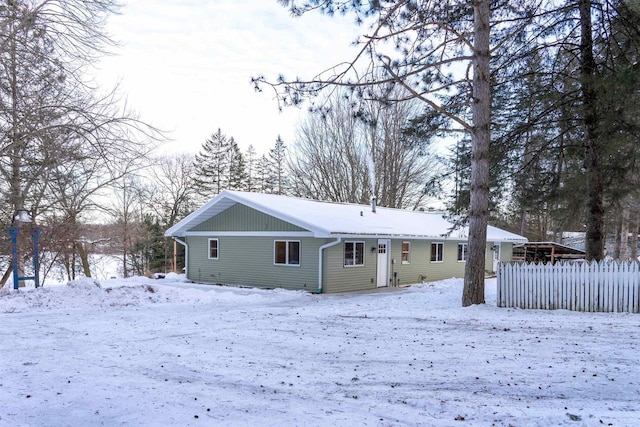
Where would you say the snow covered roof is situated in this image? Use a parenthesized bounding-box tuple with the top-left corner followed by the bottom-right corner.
(165, 190, 528, 242)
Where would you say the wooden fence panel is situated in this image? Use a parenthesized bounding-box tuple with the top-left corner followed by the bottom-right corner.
(496, 261, 640, 313)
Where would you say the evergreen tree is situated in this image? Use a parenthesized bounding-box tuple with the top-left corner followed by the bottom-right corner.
(269, 136, 287, 195)
(256, 154, 273, 194)
(490, 0, 640, 255)
(227, 139, 248, 191)
(255, 0, 534, 306)
(245, 145, 258, 192)
(192, 129, 231, 200)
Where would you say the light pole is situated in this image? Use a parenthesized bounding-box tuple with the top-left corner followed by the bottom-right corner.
(7, 209, 41, 290)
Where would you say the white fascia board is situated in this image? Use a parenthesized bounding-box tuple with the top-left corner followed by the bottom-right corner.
(164, 192, 233, 237)
(499, 238, 529, 244)
(328, 232, 459, 240)
(326, 233, 526, 242)
(184, 231, 315, 237)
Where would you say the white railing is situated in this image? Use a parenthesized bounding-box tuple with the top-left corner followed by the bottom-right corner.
(497, 261, 640, 313)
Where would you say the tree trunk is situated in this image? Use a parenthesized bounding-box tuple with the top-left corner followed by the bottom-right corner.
(75, 242, 92, 277)
(0, 265, 13, 286)
(579, 0, 604, 261)
(630, 213, 639, 260)
(620, 208, 629, 259)
(614, 211, 623, 259)
(463, 0, 491, 307)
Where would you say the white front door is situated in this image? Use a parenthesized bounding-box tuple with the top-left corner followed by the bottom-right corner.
(493, 243, 501, 272)
(377, 239, 389, 287)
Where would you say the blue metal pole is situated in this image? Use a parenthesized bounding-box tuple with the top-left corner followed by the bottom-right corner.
(8, 226, 19, 290)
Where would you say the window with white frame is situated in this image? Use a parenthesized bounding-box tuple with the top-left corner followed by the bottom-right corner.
(493, 243, 501, 261)
(274, 240, 300, 265)
(430, 242, 444, 262)
(344, 241, 365, 267)
(208, 238, 219, 260)
(457, 243, 468, 262)
(401, 241, 411, 264)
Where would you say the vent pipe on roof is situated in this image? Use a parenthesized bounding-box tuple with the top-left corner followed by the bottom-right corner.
(371, 197, 376, 213)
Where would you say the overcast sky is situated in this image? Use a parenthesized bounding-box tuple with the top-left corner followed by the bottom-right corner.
(95, 1, 362, 156)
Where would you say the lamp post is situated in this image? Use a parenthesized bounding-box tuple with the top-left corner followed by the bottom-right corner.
(7, 209, 41, 290)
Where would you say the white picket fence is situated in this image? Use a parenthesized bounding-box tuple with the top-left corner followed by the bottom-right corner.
(497, 261, 640, 313)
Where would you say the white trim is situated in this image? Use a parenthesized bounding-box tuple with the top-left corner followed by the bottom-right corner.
(185, 231, 314, 237)
(457, 242, 468, 262)
(401, 241, 411, 264)
(318, 238, 342, 293)
(343, 241, 365, 267)
(430, 242, 444, 263)
(274, 240, 301, 267)
(377, 239, 390, 288)
(330, 233, 446, 240)
(208, 238, 219, 260)
(184, 230, 520, 243)
(328, 233, 525, 242)
(173, 237, 188, 276)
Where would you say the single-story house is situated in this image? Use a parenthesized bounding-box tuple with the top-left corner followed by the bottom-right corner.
(164, 190, 528, 293)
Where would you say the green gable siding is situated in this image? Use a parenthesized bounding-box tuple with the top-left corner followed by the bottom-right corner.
(186, 235, 321, 292)
(189, 203, 307, 233)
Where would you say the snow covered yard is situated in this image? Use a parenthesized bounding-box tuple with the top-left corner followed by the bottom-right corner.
(1, 276, 638, 427)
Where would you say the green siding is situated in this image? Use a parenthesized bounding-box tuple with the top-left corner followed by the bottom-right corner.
(186, 236, 321, 292)
(390, 240, 467, 284)
(501, 242, 513, 262)
(190, 203, 307, 232)
(486, 241, 514, 273)
(323, 239, 506, 292)
(186, 232, 514, 293)
(323, 239, 379, 293)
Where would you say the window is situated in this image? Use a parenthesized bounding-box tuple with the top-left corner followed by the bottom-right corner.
(430, 242, 444, 262)
(274, 240, 300, 265)
(457, 243, 468, 262)
(344, 241, 365, 267)
(208, 238, 219, 260)
(401, 242, 411, 264)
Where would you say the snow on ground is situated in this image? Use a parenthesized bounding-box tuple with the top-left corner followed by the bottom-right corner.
(0, 276, 638, 427)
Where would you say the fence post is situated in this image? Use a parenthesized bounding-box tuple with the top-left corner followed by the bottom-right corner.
(497, 263, 502, 307)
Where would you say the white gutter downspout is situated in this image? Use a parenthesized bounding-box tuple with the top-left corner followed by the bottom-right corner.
(318, 237, 341, 294)
(173, 237, 188, 277)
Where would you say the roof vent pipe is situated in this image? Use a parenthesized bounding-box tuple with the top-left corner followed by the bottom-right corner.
(371, 197, 376, 213)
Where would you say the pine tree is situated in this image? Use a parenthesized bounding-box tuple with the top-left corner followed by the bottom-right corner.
(192, 129, 231, 199)
(256, 154, 273, 194)
(269, 136, 287, 195)
(227, 139, 248, 191)
(245, 144, 258, 192)
(255, 0, 532, 305)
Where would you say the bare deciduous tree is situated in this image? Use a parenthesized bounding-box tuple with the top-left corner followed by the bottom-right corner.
(288, 88, 439, 209)
(0, 0, 161, 285)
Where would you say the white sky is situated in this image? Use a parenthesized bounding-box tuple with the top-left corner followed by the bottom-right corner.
(95, 1, 363, 156)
